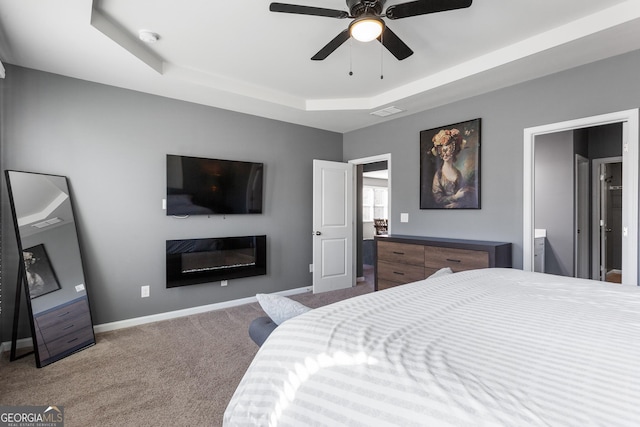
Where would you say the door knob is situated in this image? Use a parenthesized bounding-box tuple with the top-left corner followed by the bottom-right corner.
(313, 231, 322, 236)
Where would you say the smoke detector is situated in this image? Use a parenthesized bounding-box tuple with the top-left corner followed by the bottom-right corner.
(138, 30, 160, 43)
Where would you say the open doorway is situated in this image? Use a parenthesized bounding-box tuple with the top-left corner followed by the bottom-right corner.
(534, 125, 623, 281)
(523, 108, 639, 285)
(361, 163, 388, 281)
(349, 154, 391, 285)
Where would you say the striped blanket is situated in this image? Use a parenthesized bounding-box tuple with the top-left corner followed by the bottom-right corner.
(224, 268, 640, 426)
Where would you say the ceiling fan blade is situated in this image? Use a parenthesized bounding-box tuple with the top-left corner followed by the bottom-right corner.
(311, 29, 351, 60)
(386, 0, 472, 20)
(378, 26, 413, 60)
(269, 3, 349, 19)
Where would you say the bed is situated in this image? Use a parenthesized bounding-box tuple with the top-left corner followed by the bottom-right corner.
(224, 268, 640, 426)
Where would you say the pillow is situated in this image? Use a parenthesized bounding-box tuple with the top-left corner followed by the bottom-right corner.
(255, 293, 311, 325)
(429, 267, 453, 278)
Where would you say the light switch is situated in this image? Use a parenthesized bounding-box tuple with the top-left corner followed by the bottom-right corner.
(400, 213, 409, 223)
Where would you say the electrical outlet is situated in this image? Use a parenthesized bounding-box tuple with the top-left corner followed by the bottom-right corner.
(141, 285, 150, 298)
(221, 280, 228, 287)
(309, 264, 314, 273)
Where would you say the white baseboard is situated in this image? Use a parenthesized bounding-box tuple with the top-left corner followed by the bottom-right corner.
(1, 286, 312, 351)
(1, 337, 33, 353)
(93, 286, 311, 333)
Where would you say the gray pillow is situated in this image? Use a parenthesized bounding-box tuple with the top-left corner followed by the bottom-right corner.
(256, 293, 311, 325)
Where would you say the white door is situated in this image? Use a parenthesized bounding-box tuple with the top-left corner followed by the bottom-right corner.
(312, 160, 354, 293)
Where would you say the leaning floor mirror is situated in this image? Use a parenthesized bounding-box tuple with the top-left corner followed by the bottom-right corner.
(5, 170, 95, 368)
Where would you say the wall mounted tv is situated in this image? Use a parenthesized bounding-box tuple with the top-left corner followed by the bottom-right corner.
(166, 154, 263, 215)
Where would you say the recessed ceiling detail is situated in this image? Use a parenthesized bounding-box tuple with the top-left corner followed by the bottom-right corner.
(0, 0, 638, 132)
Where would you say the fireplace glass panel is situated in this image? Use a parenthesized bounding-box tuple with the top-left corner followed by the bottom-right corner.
(166, 235, 266, 287)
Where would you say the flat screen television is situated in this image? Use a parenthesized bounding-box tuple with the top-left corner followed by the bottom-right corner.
(166, 154, 263, 215)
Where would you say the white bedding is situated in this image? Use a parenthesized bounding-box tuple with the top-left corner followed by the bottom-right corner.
(224, 268, 640, 426)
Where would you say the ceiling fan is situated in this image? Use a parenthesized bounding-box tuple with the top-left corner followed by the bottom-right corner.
(269, 0, 473, 61)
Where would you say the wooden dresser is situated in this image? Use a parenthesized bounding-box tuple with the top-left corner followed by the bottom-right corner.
(34, 297, 95, 365)
(375, 235, 512, 291)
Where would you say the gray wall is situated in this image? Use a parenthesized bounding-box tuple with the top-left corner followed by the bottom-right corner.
(3, 49, 640, 342)
(344, 49, 640, 269)
(534, 131, 574, 276)
(1, 65, 342, 340)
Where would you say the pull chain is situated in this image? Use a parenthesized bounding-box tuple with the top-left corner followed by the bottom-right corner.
(380, 32, 384, 80)
(349, 38, 353, 76)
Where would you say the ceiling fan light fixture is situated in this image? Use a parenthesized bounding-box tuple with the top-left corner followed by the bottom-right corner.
(349, 16, 384, 42)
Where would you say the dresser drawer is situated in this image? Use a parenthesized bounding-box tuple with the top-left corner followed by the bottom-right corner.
(43, 326, 95, 357)
(37, 310, 92, 343)
(35, 298, 94, 361)
(35, 298, 90, 331)
(377, 279, 405, 291)
(424, 246, 489, 271)
(377, 260, 425, 284)
(35, 326, 50, 361)
(377, 241, 424, 266)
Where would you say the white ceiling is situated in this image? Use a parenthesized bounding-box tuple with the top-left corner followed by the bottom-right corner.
(1, 0, 639, 133)
(7, 172, 74, 238)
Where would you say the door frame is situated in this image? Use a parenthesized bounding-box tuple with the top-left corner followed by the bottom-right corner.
(523, 108, 639, 285)
(349, 154, 392, 223)
(349, 153, 392, 276)
(574, 154, 589, 278)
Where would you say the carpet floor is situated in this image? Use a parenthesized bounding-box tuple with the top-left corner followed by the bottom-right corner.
(0, 275, 373, 426)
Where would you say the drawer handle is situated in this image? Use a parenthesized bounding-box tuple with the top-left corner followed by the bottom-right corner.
(63, 324, 75, 331)
(67, 337, 79, 344)
(393, 271, 405, 276)
(446, 259, 461, 263)
(392, 251, 405, 255)
(57, 311, 71, 318)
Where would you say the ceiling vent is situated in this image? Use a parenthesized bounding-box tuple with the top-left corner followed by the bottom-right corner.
(32, 217, 62, 229)
(370, 106, 404, 117)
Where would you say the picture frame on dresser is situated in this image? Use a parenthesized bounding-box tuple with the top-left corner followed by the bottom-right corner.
(420, 118, 481, 209)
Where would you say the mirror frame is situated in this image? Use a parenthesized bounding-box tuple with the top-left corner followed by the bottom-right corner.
(5, 170, 96, 367)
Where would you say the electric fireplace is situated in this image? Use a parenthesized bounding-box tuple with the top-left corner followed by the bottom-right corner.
(166, 235, 266, 288)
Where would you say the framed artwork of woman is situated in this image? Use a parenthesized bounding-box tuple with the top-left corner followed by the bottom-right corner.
(420, 118, 481, 209)
(23, 244, 61, 299)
